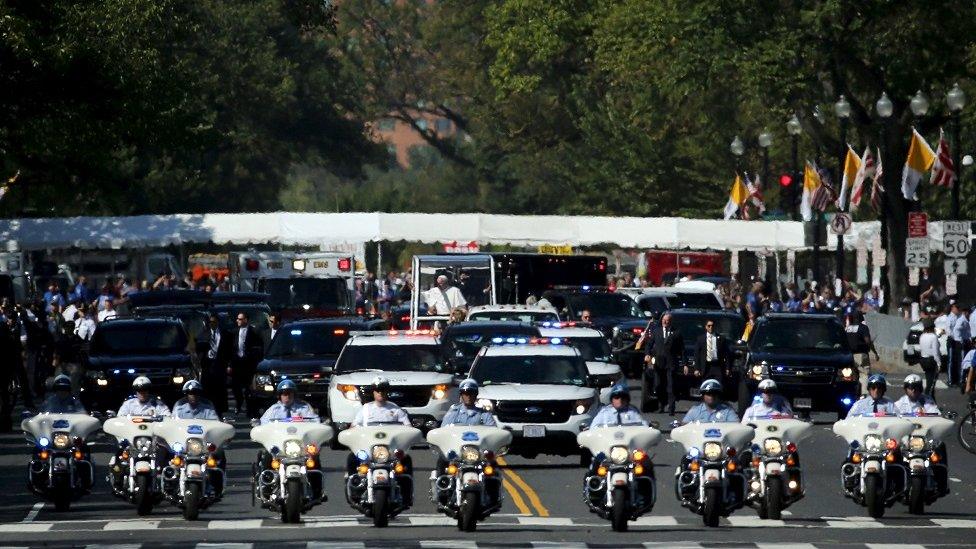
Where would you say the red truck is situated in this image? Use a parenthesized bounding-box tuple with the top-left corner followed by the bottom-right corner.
(644, 250, 724, 286)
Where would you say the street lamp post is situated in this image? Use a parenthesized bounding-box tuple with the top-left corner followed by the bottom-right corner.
(787, 114, 802, 220)
(876, 91, 894, 313)
(758, 130, 772, 192)
(947, 83, 967, 219)
(910, 90, 930, 212)
(730, 135, 745, 174)
(834, 95, 852, 284)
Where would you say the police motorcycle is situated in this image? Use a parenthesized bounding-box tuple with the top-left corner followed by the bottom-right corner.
(22, 412, 101, 511)
(901, 413, 953, 514)
(426, 425, 512, 531)
(671, 422, 754, 527)
(104, 415, 167, 515)
(339, 424, 422, 527)
(742, 416, 812, 519)
(578, 425, 662, 531)
(832, 415, 914, 518)
(154, 418, 234, 520)
(250, 418, 334, 523)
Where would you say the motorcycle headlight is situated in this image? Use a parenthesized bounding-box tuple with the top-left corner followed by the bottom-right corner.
(283, 439, 303, 458)
(372, 445, 390, 464)
(338, 384, 360, 401)
(575, 398, 594, 415)
(431, 384, 448, 400)
(909, 436, 927, 452)
(186, 438, 204, 457)
(476, 398, 494, 412)
(763, 437, 782, 456)
(135, 437, 152, 453)
(52, 433, 70, 449)
(609, 446, 629, 465)
(703, 441, 722, 461)
(863, 434, 882, 453)
(461, 445, 480, 464)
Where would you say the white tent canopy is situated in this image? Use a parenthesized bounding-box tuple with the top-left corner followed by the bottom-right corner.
(0, 212, 926, 252)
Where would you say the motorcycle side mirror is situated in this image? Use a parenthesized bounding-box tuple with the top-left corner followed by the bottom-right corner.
(648, 420, 660, 430)
(20, 410, 33, 420)
(942, 410, 959, 420)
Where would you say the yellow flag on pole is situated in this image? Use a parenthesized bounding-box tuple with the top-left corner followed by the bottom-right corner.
(723, 174, 749, 220)
(901, 128, 935, 200)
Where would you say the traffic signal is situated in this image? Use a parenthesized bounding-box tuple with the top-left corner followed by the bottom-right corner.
(779, 173, 794, 215)
(779, 173, 793, 187)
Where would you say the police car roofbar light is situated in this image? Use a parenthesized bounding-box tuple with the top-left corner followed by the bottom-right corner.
(489, 337, 563, 345)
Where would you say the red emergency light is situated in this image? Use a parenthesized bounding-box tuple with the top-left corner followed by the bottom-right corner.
(245, 259, 260, 271)
(338, 258, 352, 271)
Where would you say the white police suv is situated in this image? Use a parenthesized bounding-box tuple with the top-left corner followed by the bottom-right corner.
(538, 324, 624, 404)
(466, 304, 560, 323)
(468, 337, 598, 459)
(328, 330, 456, 432)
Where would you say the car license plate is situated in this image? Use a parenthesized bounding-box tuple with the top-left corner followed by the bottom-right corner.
(690, 388, 701, 398)
(793, 398, 812, 409)
(523, 425, 546, 438)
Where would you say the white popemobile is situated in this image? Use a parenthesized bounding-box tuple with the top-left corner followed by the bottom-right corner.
(468, 338, 599, 461)
(328, 331, 457, 433)
(538, 325, 624, 404)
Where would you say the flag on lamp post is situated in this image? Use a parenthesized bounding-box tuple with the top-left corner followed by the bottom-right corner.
(931, 128, 956, 187)
(811, 168, 837, 212)
(745, 173, 766, 217)
(870, 147, 885, 213)
(901, 128, 936, 200)
(849, 147, 876, 210)
(800, 161, 821, 221)
(723, 173, 749, 220)
(836, 145, 861, 210)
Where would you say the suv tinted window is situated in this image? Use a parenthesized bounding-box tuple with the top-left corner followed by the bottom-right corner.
(565, 294, 642, 319)
(335, 343, 447, 373)
(91, 324, 187, 355)
(267, 325, 350, 358)
(751, 319, 848, 351)
(671, 315, 744, 343)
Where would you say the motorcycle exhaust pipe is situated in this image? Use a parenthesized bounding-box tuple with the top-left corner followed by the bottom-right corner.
(348, 474, 368, 490)
(435, 475, 454, 491)
(841, 463, 858, 480)
(586, 476, 606, 493)
(678, 471, 698, 490)
(259, 470, 279, 487)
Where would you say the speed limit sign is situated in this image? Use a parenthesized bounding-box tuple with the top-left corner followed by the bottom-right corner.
(943, 221, 971, 258)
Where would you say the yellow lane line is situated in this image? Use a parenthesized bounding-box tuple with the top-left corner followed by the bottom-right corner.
(497, 456, 550, 517)
(501, 477, 532, 516)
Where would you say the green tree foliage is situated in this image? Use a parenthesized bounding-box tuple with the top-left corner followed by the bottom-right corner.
(0, 0, 381, 216)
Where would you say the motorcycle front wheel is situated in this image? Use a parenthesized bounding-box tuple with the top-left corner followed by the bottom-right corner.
(458, 490, 479, 532)
(183, 482, 201, 521)
(610, 487, 629, 532)
(372, 487, 390, 528)
(52, 475, 71, 512)
(702, 486, 721, 527)
(283, 478, 302, 523)
(863, 474, 885, 518)
(135, 475, 153, 516)
(764, 476, 783, 520)
(908, 475, 926, 515)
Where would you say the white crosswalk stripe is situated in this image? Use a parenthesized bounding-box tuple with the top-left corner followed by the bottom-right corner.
(407, 516, 456, 526)
(306, 543, 365, 549)
(208, 519, 264, 529)
(197, 545, 253, 549)
(0, 523, 52, 532)
(726, 516, 788, 527)
(104, 520, 159, 530)
(517, 517, 574, 526)
(420, 541, 477, 549)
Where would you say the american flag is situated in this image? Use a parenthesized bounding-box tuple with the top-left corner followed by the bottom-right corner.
(745, 173, 766, 217)
(811, 167, 837, 212)
(931, 128, 955, 187)
(849, 147, 875, 209)
(870, 147, 885, 213)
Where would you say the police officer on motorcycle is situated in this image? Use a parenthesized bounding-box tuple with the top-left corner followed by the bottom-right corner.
(255, 380, 322, 499)
(441, 379, 495, 427)
(741, 379, 793, 422)
(172, 380, 219, 420)
(682, 379, 739, 423)
(117, 377, 171, 417)
(846, 374, 895, 417)
(591, 382, 647, 428)
(894, 374, 939, 415)
(41, 375, 85, 414)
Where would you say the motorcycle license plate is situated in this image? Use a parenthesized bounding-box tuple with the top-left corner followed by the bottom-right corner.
(864, 460, 881, 473)
(523, 425, 546, 438)
(910, 458, 926, 471)
(135, 461, 152, 473)
(702, 468, 721, 482)
(186, 464, 203, 477)
(53, 457, 69, 471)
(764, 462, 782, 475)
(793, 398, 812, 409)
(285, 464, 303, 477)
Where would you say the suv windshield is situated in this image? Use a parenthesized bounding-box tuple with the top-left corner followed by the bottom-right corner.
(671, 315, 745, 344)
(669, 292, 721, 309)
(566, 294, 642, 319)
(335, 343, 447, 373)
(565, 336, 612, 362)
(267, 326, 349, 358)
(468, 310, 559, 323)
(91, 324, 187, 355)
(263, 278, 351, 310)
(751, 319, 848, 351)
(471, 355, 588, 386)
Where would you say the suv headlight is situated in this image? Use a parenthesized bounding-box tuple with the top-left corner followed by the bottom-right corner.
(186, 438, 204, 456)
(372, 445, 390, 464)
(431, 384, 448, 400)
(908, 436, 927, 452)
(609, 446, 629, 464)
(338, 384, 360, 401)
(253, 374, 273, 391)
(461, 445, 480, 464)
(838, 366, 856, 381)
(283, 439, 302, 458)
(476, 398, 494, 411)
(575, 397, 594, 415)
(52, 433, 70, 449)
(763, 438, 782, 456)
(863, 434, 882, 453)
(749, 362, 769, 381)
(173, 368, 191, 385)
(703, 441, 722, 461)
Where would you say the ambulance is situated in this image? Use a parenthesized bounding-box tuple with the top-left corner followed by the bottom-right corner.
(229, 251, 356, 320)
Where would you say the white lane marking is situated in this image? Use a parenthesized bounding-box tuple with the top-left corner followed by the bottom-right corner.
(302, 519, 362, 528)
(931, 518, 976, 528)
(0, 523, 53, 532)
(826, 518, 884, 528)
(950, 477, 962, 482)
(781, 510, 793, 516)
(632, 516, 680, 526)
(866, 545, 926, 549)
(406, 516, 456, 526)
(197, 545, 254, 549)
(208, 519, 264, 529)
(104, 520, 159, 530)
(22, 502, 43, 523)
(307, 543, 365, 549)
(757, 545, 817, 549)
(517, 517, 574, 526)
(643, 544, 702, 549)
(420, 541, 477, 549)
(84, 545, 142, 549)
(532, 543, 586, 549)
(726, 516, 788, 527)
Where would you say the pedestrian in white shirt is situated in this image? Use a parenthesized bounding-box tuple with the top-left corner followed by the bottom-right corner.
(423, 275, 466, 315)
(97, 299, 117, 322)
(918, 320, 941, 397)
(73, 307, 97, 341)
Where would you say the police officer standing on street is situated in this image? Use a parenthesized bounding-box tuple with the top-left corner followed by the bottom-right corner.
(741, 379, 793, 422)
(173, 380, 219, 420)
(591, 382, 647, 428)
(117, 377, 171, 417)
(440, 379, 495, 427)
(681, 379, 739, 423)
(41, 374, 85, 414)
(846, 374, 896, 417)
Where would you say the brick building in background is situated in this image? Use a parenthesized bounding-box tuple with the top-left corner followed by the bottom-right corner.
(370, 110, 455, 168)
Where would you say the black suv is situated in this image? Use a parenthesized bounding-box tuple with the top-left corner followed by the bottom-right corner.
(439, 321, 541, 375)
(80, 318, 199, 413)
(250, 317, 387, 415)
(737, 313, 858, 419)
(541, 290, 647, 339)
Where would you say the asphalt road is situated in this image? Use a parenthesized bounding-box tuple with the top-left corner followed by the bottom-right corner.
(2, 384, 976, 548)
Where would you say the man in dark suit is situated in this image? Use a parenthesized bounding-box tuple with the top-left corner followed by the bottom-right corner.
(228, 312, 264, 415)
(694, 319, 729, 382)
(203, 313, 233, 416)
(644, 312, 684, 415)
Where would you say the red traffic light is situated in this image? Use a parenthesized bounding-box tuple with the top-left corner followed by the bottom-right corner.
(779, 174, 793, 187)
